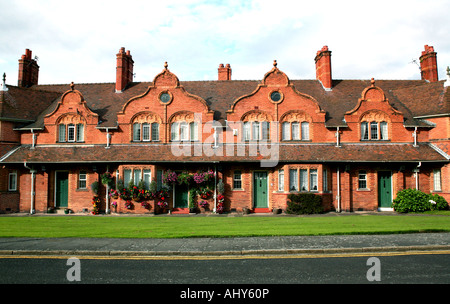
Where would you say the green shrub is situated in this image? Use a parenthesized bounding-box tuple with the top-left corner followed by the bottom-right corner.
(392, 189, 449, 213)
(286, 193, 324, 215)
(428, 193, 449, 211)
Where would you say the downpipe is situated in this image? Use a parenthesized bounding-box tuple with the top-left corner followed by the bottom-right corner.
(24, 162, 36, 215)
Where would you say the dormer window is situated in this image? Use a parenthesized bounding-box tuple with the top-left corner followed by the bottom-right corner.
(58, 123, 84, 143)
(361, 121, 388, 140)
(131, 112, 161, 142)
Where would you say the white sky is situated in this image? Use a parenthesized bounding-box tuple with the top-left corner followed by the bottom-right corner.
(0, 0, 449, 85)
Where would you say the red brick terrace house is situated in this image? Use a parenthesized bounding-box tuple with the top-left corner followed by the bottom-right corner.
(0, 45, 449, 214)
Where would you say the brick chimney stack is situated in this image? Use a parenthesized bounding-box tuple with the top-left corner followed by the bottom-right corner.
(314, 46, 332, 90)
(116, 47, 134, 93)
(218, 63, 232, 81)
(419, 45, 438, 82)
(18, 49, 39, 87)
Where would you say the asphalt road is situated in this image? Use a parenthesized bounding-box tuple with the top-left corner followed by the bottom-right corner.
(1, 252, 448, 284)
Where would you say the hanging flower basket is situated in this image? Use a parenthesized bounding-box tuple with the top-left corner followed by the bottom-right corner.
(124, 201, 133, 210)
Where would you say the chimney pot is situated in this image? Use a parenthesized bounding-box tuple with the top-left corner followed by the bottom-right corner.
(116, 47, 134, 92)
(218, 63, 232, 81)
(314, 45, 332, 90)
(419, 44, 438, 82)
(18, 48, 39, 87)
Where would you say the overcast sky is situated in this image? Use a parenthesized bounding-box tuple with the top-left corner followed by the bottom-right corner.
(0, 0, 449, 85)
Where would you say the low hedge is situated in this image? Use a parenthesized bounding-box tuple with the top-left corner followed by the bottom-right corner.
(286, 193, 324, 215)
(392, 189, 448, 213)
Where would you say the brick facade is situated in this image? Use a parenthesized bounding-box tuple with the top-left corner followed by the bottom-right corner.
(0, 45, 448, 214)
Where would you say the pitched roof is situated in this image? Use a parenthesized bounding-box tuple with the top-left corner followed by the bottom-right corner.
(1, 143, 446, 164)
(12, 77, 448, 130)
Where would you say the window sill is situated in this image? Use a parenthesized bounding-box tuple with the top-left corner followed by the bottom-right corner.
(232, 188, 245, 191)
(357, 188, 371, 191)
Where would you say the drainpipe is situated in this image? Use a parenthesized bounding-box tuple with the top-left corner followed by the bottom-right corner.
(415, 162, 421, 190)
(213, 165, 217, 213)
(336, 166, 341, 213)
(413, 127, 418, 147)
(335, 127, 340, 147)
(105, 165, 110, 214)
(106, 128, 111, 149)
(24, 162, 36, 214)
(31, 129, 36, 149)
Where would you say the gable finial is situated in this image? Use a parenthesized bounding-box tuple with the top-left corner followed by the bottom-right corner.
(273, 60, 277, 68)
(164, 62, 168, 70)
(1, 73, 7, 92)
(371, 78, 375, 87)
(70, 82, 75, 91)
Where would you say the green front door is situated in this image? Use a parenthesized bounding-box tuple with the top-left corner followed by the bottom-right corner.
(378, 171, 392, 208)
(253, 172, 268, 208)
(56, 172, 69, 208)
(175, 183, 189, 208)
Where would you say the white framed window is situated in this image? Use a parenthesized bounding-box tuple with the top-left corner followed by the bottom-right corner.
(362, 121, 388, 141)
(370, 122, 378, 140)
(58, 124, 66, 142)
(243, 122, 251, 141)
(152, 123, 160, 141)
(310, 169, 318, 191)
(133, 123, 141, 141)
(358, 171, 367, 189)
(289, 169, 298, 191)
(171, 122, 179, 141)
(361, 122, 369, 140)
(282, 122, 290, 141)
(8, 171, 17, 191)
(261, 121, 270, 140)
(123, 169, 132, 187)
(300, 169, 308, 191)
(190, 122, 198, 141)
(292, 122, 300, 140)
(67, 124, 76, 142)
(433, 169, 442, 191)
(143, 169, 152, 190)
(142, 123, 150, 141)
(233, 170, 242, 189)
(252, 122, 261, 140)
(133, 169, 142, 186)
(278, 169, 284, 191)
(78, 171, 87, 189)
(76, 124, 84, 142)
(323, 169, 328, 192)
(180, 122, 189, 141)
(301, 122, 310, 140)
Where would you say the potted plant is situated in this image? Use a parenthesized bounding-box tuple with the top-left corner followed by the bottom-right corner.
(111, 201, 117, 212)
(109, 189, 119, 199)
(177, 171, 192, 185)
(124, 201, 133, 210)
(91, 181, 99, 195)
(199, 200, 209, 212)
(92, 196, 100, 215)
(189, 190, 198, 213)
(101, 172, 114, 187)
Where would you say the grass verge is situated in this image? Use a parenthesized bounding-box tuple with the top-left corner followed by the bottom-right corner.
(0, 213, 449, 238)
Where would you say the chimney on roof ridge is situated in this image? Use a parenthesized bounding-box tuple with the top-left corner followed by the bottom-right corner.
(419, 45, 438, 82)
(116, 47, 134, 93)
(314, 45, 332, 90)
(218, 63, 231, 81)
(18, 48, 39, 87)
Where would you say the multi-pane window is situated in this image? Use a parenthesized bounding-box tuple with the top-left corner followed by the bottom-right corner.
(433, 169, 442, 191)
(323, 169, 328, 192)
(278, 169, 284, 191)
(289, 168, 319, 192)
(8, 171, 17, 192)
(58, 124, 84, 142)
(282, 122, 309, 141)
(358, 171, 367, 189)
(171, 122, 198, 141)
(289, 169, 298, 191)
(78, 171, 87, 189)
(361, 121, 388, 140)
(123, 168, 152, 190)
(233, 170, 242, 189)
(243, 121, 270, 141)
(133, 123, 160, 142)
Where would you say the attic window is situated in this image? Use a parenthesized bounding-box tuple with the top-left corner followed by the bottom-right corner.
(159, 92, 172, 104)
(270, 91, 282, 103)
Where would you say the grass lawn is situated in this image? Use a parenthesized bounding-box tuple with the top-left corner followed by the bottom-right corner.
(0, 213, 449, 238)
